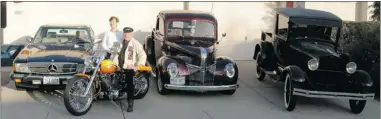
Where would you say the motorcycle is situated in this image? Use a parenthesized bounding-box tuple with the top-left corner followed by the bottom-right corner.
(63, 42, 151, 116)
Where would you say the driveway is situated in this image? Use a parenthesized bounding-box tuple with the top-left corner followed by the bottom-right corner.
(1, 61, 379, 119)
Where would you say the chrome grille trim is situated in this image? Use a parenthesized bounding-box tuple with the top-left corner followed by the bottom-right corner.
(200, 48, 207, 85)
(27, 62, 78, 74)
(186, 63, 216, 75)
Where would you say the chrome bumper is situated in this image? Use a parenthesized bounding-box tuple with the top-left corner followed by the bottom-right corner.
(11, 73, 74, 79)
(293, 88, 375, 100)
(164, 84, 239, 92)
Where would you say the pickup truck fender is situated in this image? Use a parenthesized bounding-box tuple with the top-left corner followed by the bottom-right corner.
(215, 56, 239, 77)
(278, 65, 306, 83)
(156, 56, 189, 83)
(351, 70, 373, 88)
(254, 41, 278, 70)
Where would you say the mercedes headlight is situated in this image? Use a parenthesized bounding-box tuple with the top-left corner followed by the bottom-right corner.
(14, 63, 31, 73)
(167, 63, 179, 77)
(225, 63, 235, 78)
(346, 62, 357, 74)
(307, 59, 319, 71)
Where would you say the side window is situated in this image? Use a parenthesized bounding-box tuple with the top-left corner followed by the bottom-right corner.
(277, 14, 288, 38)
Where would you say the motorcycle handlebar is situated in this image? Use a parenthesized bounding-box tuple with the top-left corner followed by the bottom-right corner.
(116, 65, 152, 72)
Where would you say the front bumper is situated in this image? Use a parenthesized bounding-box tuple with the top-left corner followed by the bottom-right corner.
(293, 88, 375, 100)
(164, 84, 239, 92)
(10, 73, 74, 89)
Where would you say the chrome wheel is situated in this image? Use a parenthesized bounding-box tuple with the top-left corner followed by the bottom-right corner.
(256, 52, 265, 81)
(64, 77, 93, 116)
(284, 74, 291, 108)
(157, 75, 163, 92)
(156, 71, 168, 95)
(283, 74, 296, 111)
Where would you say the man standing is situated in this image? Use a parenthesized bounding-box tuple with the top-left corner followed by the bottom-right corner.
(102, 16, 123, 58)
(113, 27, 147, 112)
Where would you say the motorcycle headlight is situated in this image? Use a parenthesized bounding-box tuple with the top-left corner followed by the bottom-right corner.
(225, 63, 235, 78)
(14, 63, 31, 73)
(167, 63, 179, 77)
(307, 59, 319, 71)
(346, 62, 357, 74)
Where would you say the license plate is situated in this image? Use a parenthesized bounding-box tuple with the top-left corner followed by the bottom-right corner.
(43, 77, 60, 85)
(170, 77, 185, 85)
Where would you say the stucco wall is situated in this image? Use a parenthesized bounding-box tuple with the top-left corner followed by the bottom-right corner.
(305, 2, 357, 21)
(4, 2, 183, 45)
(3, 2, 372, 60)
(190, 2, 273, 60)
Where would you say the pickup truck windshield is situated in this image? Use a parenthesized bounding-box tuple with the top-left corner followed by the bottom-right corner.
(289, 24, 339, 42)
(167, 20, 215, 38)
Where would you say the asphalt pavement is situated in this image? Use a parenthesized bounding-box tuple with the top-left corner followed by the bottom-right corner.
(0, 61, 380, 119)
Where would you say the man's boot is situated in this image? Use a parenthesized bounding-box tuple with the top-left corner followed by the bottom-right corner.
(127, 99, 134, 112)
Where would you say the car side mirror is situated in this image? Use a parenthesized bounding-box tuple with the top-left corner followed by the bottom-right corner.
(222, 33, 227, 37)
(26, 36, 33, 43)
(217, 33, 227, 45)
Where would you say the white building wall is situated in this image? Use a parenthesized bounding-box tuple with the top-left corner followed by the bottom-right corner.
(190, 2, 273, 60)
(3, 2, 372, 60)
(305, 2, 357, 21)
(4, 2, 183, 45)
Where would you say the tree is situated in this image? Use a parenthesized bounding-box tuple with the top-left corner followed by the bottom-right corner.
(369, 1, 380, 21)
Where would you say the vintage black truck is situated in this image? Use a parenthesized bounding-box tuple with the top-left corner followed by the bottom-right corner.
(253, 8, 375, 114)
(144, 10, 239, 95)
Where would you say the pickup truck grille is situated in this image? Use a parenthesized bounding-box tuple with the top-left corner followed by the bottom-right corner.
(318, 56, 346, 71)
(186, 63, 216, 86)
(188, 72, 215, 86)
(27, 62, 78, 74)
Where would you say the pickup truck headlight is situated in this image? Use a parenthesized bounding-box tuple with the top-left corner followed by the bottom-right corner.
(346, 62, 357, 74)
(14, 63, 31, 73)
(307, 59, 319, 71)
(225, 63, 235, 78)
(167, 63, 179, 77)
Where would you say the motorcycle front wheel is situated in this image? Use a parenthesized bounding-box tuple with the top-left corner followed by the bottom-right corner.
(63, 76, 94, 116)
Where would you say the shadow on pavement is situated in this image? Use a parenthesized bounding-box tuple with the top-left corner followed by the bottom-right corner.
(240, 61, 361, 114)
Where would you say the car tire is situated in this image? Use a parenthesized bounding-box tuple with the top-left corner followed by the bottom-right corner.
(284, 73, 297, 111)
(256, 52, 266, 81)
(221, 89, 236, 95)
(156, 71, 168, 95)
(349, 100, 366, 114)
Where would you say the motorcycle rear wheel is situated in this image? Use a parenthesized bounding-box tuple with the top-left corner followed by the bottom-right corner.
(64, 76, 94, 116)
(134, 73, 150, 99)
